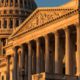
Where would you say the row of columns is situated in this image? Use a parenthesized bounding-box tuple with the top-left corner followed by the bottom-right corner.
(12, 25, 80, 80)
(0, 18, 23, 29)
(0, 0, 29, 8)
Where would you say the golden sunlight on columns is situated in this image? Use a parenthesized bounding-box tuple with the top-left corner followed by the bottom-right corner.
(54, 31, 61, 74)
(45, 35, 50, 73)
(65, 28, 71, 75)
(76, 24, 80, 76)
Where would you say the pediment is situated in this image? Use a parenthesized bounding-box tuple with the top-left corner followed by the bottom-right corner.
(9, 1, 78, 39)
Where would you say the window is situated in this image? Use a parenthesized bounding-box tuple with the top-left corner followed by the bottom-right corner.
(10, 19, 13, 28)
(20, 0, 23, 8)
(4, 10, 7, 14)
(2, 76, 4, 80)
(9, 10, 13, 14)
(15, 0, 17, 3)
(4, 20, 7, 28)
(16, 19, 19, 27)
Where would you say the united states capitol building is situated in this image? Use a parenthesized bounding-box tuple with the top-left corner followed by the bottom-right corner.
(0, 0, 80, 80)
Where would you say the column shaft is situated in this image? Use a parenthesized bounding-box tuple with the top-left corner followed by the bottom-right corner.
(6, 56, 10, 80)
(20, 45, 25, 80)
(65, 28, 71, 75)
(28, 43, 32, 80)
(36, 39, 41, 73)
(13, 48, 18, 80)
(25, 52, 28, 80)
(76, 25, 80, 76)
(55, 32, 60, 74)
(45, 35, 50, 73)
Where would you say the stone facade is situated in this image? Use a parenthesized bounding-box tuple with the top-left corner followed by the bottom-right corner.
(0, 0, 80, 80)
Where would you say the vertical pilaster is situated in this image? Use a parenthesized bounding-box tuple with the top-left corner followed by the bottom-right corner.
(76, 25, 80, 76)
(28, 42, 32, 80)
(36, 39, 41, 73)
(45, 35, 50, 73)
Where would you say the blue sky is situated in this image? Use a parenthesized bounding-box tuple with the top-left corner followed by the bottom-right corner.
(35, 0, 70, 7)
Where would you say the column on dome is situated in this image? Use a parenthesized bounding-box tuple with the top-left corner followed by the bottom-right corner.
(4, 0, 6, 6)
(23, 0, 25, 8)
(13, 18, 16, 30)
(1, 18, 4, 29)
(13, 0, 15, 7)
(8, 0, 10, 6)
(7, 18, 10, 29)
(18, 0, 20, 7)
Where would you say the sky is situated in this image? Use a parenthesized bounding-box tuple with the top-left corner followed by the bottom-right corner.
(35, 0, 70, 7)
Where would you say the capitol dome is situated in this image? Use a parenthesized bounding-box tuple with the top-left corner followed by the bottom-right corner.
(0, 0, 37, 54)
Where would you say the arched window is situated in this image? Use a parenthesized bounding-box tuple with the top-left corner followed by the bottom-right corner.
(4, 20, 7, 28)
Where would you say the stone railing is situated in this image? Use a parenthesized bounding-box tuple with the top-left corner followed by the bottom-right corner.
(32, 72, 78, 80)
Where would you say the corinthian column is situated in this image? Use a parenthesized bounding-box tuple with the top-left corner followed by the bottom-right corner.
(76, 25, 80, 76)
(28, 42, 32, 80)
(65, 28, 72, 75)
(45, 35, 50, 73)
(54, 32, 61, 74)
(6, 56, 10, 80)
(36, 39, 41, 73)
(20, 45, 25, 80)
(13, 47, 18, 80)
